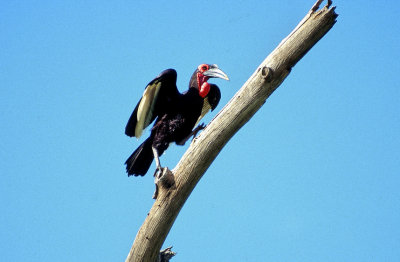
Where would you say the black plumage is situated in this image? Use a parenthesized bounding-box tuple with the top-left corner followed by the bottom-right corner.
(125, 64, 229, 176)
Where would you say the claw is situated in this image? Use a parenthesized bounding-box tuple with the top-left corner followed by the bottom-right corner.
(153, 167, 162, 178)
(191, 123, 206, 140)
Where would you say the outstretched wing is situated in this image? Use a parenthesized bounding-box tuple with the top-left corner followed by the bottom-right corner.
(125, 69, 179, 138)
(195, 84, 221, 126)
(206, 84, 221, 111)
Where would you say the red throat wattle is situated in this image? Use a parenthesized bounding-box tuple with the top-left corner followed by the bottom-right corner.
(199, 82, 210, 98)
(197, 72, 210, 98)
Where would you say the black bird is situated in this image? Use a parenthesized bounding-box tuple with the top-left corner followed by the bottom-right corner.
(125, 64, 229, 176)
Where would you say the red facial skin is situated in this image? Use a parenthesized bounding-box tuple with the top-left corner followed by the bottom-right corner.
(197, 64, 210, 98)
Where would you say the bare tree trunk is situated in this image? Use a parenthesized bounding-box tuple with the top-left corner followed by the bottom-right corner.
(126, 1, 338, 261)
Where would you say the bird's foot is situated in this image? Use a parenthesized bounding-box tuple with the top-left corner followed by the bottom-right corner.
(176, 123, 205, 145)
(152, 167, 175, 199)
(191, 123, 206, 143)
(153, 166, 163, 178)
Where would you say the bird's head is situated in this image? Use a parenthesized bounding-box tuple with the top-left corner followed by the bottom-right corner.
(190, 64, 229, 98)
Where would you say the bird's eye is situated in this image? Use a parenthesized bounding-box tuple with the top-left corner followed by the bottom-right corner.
(198, 64, 209, 72)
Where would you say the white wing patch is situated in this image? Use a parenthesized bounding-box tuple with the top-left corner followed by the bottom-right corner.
(135, 82, 162, 138)
(195, 98, 212, 127)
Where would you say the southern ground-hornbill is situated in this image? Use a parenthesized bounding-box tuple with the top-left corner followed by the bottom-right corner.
(125, 64, 229, 176)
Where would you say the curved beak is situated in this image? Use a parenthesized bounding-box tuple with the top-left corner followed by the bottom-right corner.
(203, 64, 229, 81)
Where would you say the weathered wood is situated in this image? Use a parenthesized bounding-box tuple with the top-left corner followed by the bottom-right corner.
(126, 1, 338, 261)
(157, 247, 175, 262)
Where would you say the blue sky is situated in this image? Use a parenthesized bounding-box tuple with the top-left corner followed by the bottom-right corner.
(1, 1, 399, 261)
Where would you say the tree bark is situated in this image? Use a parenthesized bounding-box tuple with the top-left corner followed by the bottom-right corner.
(126, 1, 338, 261)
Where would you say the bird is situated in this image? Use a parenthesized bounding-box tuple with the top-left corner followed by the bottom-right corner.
(124, 64, 229, 177)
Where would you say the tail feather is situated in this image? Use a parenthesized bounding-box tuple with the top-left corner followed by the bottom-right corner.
(125, 138, 154, 176)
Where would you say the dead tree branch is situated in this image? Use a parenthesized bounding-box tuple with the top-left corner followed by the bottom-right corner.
(126, 1, 338, 261)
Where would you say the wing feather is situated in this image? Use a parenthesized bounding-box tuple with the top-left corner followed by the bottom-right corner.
(125, 69, 178, 138)
(194, 84, 221, 127)
(135, 81, 161, 137)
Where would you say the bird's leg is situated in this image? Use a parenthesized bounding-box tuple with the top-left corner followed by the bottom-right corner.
(176, 123, 206, 145)
(152, 146, 162, 199)
(151, 146, 175, 199)
(152, 147, 162, 176)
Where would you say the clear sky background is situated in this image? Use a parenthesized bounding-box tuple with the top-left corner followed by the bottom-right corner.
(1, 1, 399, 261)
